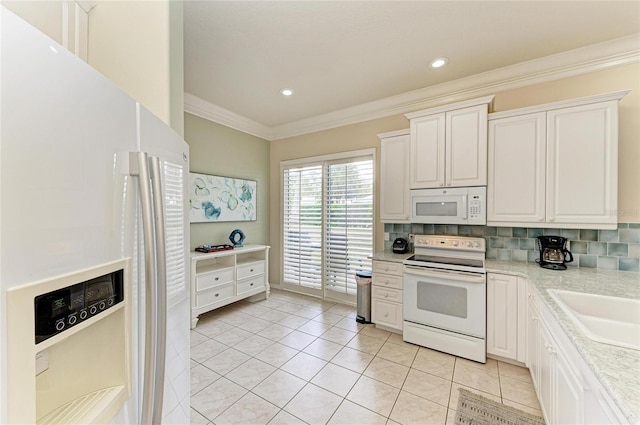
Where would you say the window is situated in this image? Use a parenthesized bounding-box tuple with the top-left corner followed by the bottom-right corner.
(281, 150, 374, 302)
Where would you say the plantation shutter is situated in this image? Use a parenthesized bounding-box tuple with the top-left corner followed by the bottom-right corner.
(282, 164, 323, 289)
(324, 157, 374, 296)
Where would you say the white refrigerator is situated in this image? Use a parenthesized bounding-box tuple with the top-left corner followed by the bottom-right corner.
(0, 8, 190, 424)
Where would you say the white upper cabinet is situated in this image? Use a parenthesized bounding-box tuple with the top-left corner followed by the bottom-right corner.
(488, 90, 628, 230)
(379, 129, 411, 222)
(488, 112, 546, 223)
(406, 96, 494, 189)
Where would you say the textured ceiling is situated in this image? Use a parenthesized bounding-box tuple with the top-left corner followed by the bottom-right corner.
(184, 1, 640, 128)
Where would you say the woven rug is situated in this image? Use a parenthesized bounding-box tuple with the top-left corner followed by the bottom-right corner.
(454, 389, 545, 425)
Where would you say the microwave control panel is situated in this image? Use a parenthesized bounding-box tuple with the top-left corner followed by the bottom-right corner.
(34, 269, 124, 344)
(469, 195, 482, 219)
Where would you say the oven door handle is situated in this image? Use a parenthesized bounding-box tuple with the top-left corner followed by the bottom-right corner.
(404, 265, 485, 283)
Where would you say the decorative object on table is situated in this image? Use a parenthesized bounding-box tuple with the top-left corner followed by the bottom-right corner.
(195, 244, 234, 253)
(229, 229, 246, 248)
(454, 388, 545, 425)
(189, 172, 257, 223)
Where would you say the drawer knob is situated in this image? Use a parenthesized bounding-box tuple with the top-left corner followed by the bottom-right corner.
(250, 269, 254, 272)
(215, 293, 219, 297)
(384, 312, 389, 317)
(215, 277, 219, 281)
(384, 294, 389, 298)
(250, 283, 254, 286)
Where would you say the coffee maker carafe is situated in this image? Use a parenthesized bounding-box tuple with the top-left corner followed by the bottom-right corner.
(536, 235, 574, 270)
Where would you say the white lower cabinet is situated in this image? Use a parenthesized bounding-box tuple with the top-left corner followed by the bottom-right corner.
(371, 260, 403, 332)
(486, 273, 526, 362)
(526, 285, 627, 424)
(190, 245, 270, 329)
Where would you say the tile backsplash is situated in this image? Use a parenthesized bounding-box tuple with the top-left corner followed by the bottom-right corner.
(384, 223, 640, 272)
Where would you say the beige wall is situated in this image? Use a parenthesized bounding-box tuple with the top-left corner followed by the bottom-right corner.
(88, 0, 184, 135)
(185, 113, 270, 249)
(269, 63, 640, 285)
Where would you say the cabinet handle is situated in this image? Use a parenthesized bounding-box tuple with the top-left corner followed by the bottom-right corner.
(215, 293, 219, 297)
(439, 184, 444, 187)
(215, 277, 219, 281)
(250, 269, 254, 272)
(384, 293, 389, 298)
(384, 312, 389, 318)
(250, 283, 254, 286)
(548, 217, 555, 222)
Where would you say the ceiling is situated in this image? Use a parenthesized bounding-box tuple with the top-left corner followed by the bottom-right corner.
(183, 1, 640, 134)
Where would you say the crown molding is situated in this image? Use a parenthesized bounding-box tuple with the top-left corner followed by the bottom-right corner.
(185, 34, 640, 141)
(184, 93, 272, 140)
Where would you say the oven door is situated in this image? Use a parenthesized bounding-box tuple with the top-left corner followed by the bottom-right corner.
(403, 265, 486, 338)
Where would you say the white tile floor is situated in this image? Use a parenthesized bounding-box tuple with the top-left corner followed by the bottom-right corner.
(190, 289, 543, 425)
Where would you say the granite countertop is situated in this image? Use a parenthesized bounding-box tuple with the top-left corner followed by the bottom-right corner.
(486, 260, 640, 424)
(371, 251, 640, 422)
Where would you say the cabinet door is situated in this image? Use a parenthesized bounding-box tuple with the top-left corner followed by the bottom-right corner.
(487, 273, 518, 360)
(538, 322, 555, 424)
(446, 105, 488, 187)
(380, 133, 410, 221)
(410, 113, 445, 188)
(555, 349, 584, 425)
(527, 295, 540, 390)
(546, 101, 618, 226)
(488, 113, 546, 224)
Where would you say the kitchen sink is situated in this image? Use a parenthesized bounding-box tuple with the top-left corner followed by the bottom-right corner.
(547, 289, 640, 351)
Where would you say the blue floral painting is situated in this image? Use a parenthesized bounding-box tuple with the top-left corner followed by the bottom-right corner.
(189, 172, 257, 223)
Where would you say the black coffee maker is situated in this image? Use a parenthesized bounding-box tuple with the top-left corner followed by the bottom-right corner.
(536, 235, 574, 270)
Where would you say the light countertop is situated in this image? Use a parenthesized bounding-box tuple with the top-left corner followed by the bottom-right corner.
(372, 251, 640, 423)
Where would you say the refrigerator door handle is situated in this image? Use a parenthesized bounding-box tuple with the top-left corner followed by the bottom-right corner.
(129, 152, 159, 425)
(149, 156, 168, 424)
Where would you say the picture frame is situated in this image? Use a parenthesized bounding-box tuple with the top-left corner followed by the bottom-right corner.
(189, 172, 257, 223)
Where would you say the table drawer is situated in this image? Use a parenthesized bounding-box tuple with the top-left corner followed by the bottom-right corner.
(372, 298, 403, 330)
(237, 261, 265, 281)
(373, 260, 403, 276)
(196, 267, 234, 291)
(372, 273, 403, 290)
(196, 284, 234, 307)
(372, 286, 402, 303)
(237, 277, 264, 296)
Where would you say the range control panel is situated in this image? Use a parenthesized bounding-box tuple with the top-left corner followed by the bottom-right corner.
(413, 235, 486, 252)
(34, 269, 124, 344)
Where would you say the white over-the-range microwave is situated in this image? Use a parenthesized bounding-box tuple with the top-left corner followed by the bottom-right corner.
(410, 186, 487, 225)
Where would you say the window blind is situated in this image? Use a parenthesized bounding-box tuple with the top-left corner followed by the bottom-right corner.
(282, 164, 323, 289)
(324, 158, 373, 295)
(281, 152, 373, 300)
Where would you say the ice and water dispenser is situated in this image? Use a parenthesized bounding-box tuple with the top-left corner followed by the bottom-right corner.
(5, 259, 131, 424)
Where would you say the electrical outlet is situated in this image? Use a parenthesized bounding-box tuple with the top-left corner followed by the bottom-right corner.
(409, 233, 415, 243)
(384, 232, 390, 241)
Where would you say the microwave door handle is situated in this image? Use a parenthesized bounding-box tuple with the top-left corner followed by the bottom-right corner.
(461, 195, 467, 219)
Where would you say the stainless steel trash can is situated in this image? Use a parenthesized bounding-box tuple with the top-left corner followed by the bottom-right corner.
(355, 271, 372, 324)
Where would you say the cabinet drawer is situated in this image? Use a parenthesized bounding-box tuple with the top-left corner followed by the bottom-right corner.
(237, 277, 264, 296)
(372, 299, 403, 330)
(196, 267, 234, 291)
(237, 261, 265, 280)
(373, 260, 403, 276)
(372, 273, 403, 290)
(372, 285, 402, 303)
(196, 284, 234, 307)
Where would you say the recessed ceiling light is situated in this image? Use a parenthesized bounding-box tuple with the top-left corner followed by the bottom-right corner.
(430, 57, 448, 68)
(280, 88, 294, 96)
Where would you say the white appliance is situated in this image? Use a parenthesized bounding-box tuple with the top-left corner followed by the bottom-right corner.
(410, 186, 487, 225)
(403, 235, 487, 363)
(0, 8, 190, 424)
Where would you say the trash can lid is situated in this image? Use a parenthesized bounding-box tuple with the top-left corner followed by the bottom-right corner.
(355, 271, 372, 278)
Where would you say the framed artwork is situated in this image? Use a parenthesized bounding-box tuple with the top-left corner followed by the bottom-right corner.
(189, 172, 257, 223)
